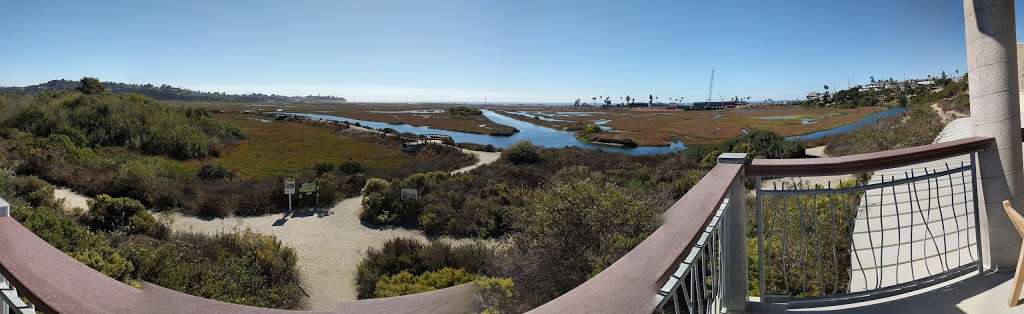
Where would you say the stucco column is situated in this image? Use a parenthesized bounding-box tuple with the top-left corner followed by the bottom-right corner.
(964, 0, 1024, 270)
(1018, 43, 1024, 116)
(0, 197, 9, 217)
(718, 153, 748, 312)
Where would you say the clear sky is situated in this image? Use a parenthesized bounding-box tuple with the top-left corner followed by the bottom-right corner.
(0, 0, 1011, 102)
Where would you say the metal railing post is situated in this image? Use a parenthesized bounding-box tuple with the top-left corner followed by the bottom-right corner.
(718, 153, 748, 312)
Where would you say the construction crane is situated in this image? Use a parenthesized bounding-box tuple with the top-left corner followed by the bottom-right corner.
(707, 68, 715, 102)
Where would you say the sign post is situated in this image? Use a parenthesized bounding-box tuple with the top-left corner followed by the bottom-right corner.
(284, 178, 296, 212)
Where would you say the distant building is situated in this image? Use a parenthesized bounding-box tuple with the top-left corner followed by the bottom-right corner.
(806, 92, 825, 101)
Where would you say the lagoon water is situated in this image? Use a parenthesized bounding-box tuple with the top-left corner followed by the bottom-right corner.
(294, 110, 685, 155)
(785, 106, 907, 142)
(293, 106, 907, 156)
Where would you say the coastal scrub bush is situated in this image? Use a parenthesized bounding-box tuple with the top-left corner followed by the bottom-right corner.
(13, 205, 135, 280)
(121, 230, 304, 309)
(196, 164, 236, 180)
(449, 106, 483, 116)
(360, 178, 404, 224)
(82, 194, 156, 235)
(338, 160, 365, 174)
(476, 277, 517, 314)
(502, 166, 661, 307)
(373, 267, 478, 298)
(501, 141, 540, 164)
(1, 87, 245, 160)
(723, 130, 805, 159)
(355, 237, 496, 299)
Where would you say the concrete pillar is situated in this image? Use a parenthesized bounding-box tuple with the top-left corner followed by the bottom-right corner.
(1018, 44, 1024, 115)
(718, 153, 748, 312)
(964, 0, 1024, 270)
(0, 197, 9, 217)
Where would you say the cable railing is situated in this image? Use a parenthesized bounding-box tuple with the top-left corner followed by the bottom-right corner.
(746, 137, 992, 308)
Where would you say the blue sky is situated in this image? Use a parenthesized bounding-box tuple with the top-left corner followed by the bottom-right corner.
(0, 0, 1007, 102)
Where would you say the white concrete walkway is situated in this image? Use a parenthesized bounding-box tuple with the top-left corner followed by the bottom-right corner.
(849, 118, 978, 291)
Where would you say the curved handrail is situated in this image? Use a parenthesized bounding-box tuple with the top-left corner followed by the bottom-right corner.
(0, 217, 480, 314)
(746, 136, 993, 177)
(528, 162, 744, 313)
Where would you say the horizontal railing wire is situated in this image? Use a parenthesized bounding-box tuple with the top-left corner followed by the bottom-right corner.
(753, 154, 981, 307)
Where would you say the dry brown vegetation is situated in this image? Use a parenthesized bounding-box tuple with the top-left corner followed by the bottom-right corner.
(166, 101, 518, 136)
(491, 106, 884, 146)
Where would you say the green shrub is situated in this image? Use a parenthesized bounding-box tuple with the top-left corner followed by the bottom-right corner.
(355, 238, 496, 299)
(77, 77, 106, 95)
(723, 130, 804, 159)
(501, 141, 540, 165)
(13, 205, 135, 280)
(1, 88, 245, 160)
(373, 267, 478, 298)
(449, 106, 483, 116)
(197, 164, 236, 180)
(12, 175, 56, 208)
(121, 230, 304, 309)
(338, 160, 365, 174)
(476, 277, 517, 314)
(504, 166, 661, 307)
(82, 194, 154, 234)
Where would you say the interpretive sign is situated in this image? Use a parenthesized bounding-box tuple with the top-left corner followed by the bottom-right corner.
(300, 182, 318, 193)
(401, 188, 418, 201)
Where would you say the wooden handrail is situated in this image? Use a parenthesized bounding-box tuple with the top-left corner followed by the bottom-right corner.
(747, 136, 994, 177)
(0, 217, 479, 314)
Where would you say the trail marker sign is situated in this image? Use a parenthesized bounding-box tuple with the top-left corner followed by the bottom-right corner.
(284, 179, 296, 195)
(284, 178, 296, 212)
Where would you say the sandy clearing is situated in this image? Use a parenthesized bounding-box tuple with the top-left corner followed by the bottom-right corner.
(169, 145, 500, 310)
(170, 197, 440, 310)
(452, 149, 500, 175)
(53, 188, 90, 213)
(805, 145, 829, 158)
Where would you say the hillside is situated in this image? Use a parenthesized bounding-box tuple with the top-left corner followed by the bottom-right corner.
(0, 79, 346, 103)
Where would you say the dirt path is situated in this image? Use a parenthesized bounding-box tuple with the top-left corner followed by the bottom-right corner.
(931, 103, 968, 124)
(452, 149, 499, 174)
(52, 188, 90, 213)
(758, 145, 854, 190)
(169, 146, 501, 310)
(805, 145, 829, 158)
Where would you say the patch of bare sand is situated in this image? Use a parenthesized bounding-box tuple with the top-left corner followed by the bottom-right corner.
(170, 197, 485, 310)
(168, 147, 499, 310)
(53, 188, 90, 213)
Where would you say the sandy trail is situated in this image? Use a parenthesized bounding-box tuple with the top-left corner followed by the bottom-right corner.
(452, 149, 500, 174)
(759, 145, 855, 190)
(170, 197, 446, 309)
(52, 188, 90, 213)
(169, 147, 500, 310)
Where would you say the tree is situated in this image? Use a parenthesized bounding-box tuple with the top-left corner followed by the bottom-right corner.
(870, 76, 875, 83)
(78, 77, 105, 95)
